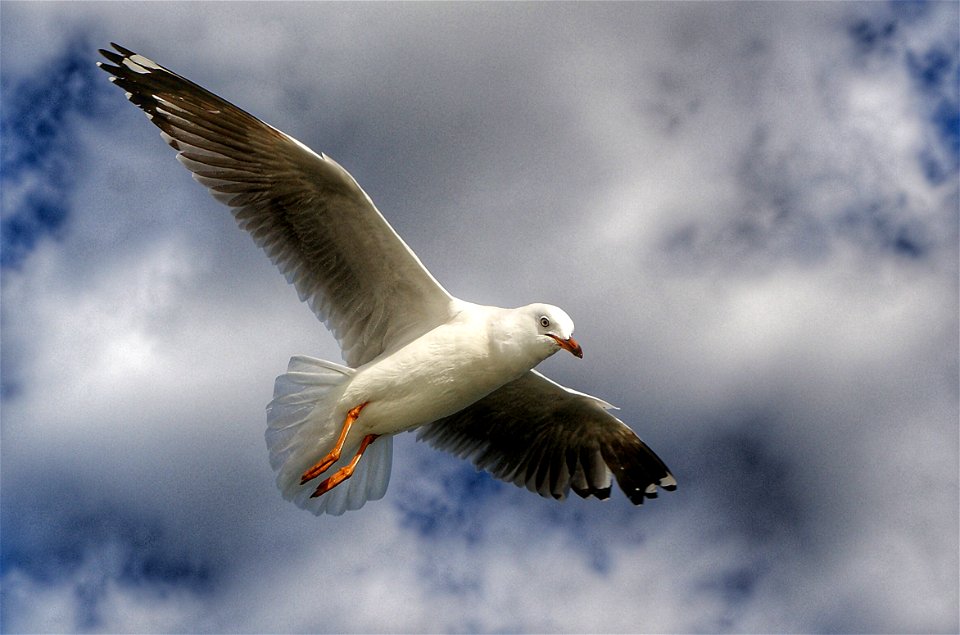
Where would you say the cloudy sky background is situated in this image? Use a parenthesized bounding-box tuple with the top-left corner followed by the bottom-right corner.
(2, 2, 958, 632)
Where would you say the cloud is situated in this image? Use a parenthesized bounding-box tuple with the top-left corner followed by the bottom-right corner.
(2, 2, 957, 633)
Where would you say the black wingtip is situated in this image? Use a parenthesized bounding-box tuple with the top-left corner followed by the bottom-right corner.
(98, 43, 139, 67)
(98, 49, 124, 67)
(111, 42, 136, 57)
(601, 426, 677, 507)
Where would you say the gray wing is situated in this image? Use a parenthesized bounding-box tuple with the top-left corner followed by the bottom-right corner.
(418, 371, 677, 504)
(98, 43, 455, 367)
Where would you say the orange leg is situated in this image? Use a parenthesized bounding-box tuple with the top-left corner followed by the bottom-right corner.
(310, 433, 380, 498)
(300, 402, 368, 485)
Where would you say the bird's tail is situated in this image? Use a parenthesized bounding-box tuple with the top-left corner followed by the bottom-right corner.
(266, 355, 392, 516)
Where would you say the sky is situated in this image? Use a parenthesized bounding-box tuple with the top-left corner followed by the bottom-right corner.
(1, 2, 958, 633)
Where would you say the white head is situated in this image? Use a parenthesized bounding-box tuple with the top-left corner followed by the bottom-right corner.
(524, 303, 583, 359)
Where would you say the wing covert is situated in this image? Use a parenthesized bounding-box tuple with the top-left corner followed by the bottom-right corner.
(98, 43, 455, 367)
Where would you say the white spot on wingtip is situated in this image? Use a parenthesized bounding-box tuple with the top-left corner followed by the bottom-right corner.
(645, 483, 658, 495)
(660, 474, 677, 488)
(121, 58, 149, 74)
(129, 54, 162, 70)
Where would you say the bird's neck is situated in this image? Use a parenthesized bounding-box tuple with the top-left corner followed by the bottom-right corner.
(486, 310, 552, 376)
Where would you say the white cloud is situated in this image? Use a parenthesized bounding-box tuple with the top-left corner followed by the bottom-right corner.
(2, 2, 957, 633)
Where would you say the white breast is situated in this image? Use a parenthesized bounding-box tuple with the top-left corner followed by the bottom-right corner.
(337, 305, 538, 437)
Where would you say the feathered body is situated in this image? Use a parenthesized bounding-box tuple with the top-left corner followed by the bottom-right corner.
(344, 303, 567, 436)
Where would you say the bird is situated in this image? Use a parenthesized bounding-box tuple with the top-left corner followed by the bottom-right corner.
(97, 43, 676, 516)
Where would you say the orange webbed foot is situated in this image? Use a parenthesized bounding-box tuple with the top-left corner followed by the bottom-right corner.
(300, 402, 368, 485)
(310, 433, 379, 498)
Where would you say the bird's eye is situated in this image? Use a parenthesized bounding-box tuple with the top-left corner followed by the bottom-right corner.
(539, 316, 551, 328)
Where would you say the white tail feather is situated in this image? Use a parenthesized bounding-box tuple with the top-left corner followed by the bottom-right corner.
(266, 355, 392, 516)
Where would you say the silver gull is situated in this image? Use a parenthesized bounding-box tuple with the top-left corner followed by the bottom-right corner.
(97, 43, 676, 516)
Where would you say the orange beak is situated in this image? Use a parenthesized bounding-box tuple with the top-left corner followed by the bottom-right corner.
(549, 334, 583, 358)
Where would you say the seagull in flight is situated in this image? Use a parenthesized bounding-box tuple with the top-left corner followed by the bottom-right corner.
(97, 43, 676, 516)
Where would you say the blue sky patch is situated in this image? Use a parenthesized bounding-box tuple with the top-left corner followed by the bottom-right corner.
(1, 37, 108, 269)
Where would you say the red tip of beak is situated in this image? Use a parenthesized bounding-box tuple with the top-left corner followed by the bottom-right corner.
(550, 335, 583, 358)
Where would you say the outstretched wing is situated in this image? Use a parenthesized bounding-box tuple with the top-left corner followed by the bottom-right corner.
(418, 371, 677, 504)
(98, 43, 456, 367)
